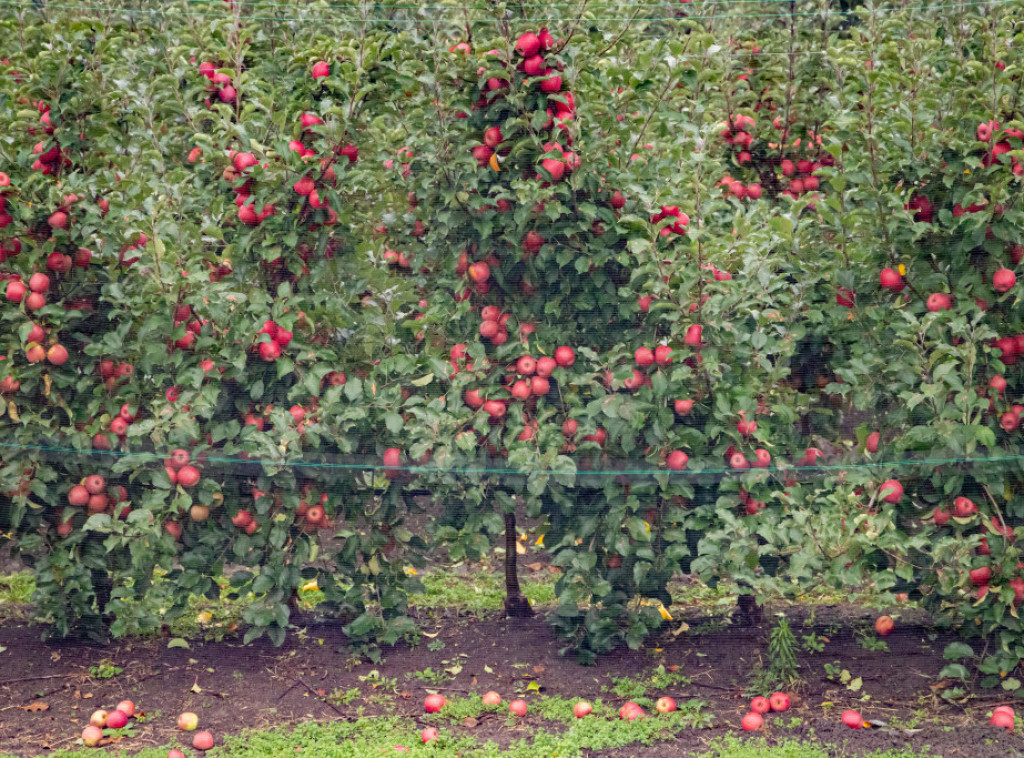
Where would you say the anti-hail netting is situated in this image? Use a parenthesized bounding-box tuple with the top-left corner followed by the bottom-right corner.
(1, 0, 1024, 661)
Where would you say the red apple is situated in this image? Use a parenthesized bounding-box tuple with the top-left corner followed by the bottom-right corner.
(953, 496, 977, 517)
(554, 346, 575, 367)
(424, 694, 447, 713)
(874, 615, 894, 636)
(5, 279, 26, 302)
(176, 465, 200, 488)
(420, 727, 439, 744)
(750, 696, 770, 714)
(866, 432, 880, 453)
(619, 702, 644, 721)
(481, 691, 502, 706)
(655, 697, 677, 713)
(105, 709, 128, 729)
(509, 699, 527, 717)
(28, 272, 50, 293)
(674, 399, 694, 415)
(741, 712, 763, 731)
(769, 692, 790, 712)
(573, 701, 593, 718)
(879, 479, 902, 503)
(82, 725, 104, 746)
(667, 451, 688, 471)
(841, 710, 863, 729)
(193, 730, 214, 750)
(993, 268, 1016, 293)
(969, 566, 992, 586)
(44, 344, 69, 366)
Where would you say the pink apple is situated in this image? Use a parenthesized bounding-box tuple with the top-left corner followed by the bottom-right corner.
(741, 712, 763, 731)
(841, 709, 863, 729)
(90, 709, 108, 728)
(655, 697, 677, 713)
(177, 712, 198, 730)
(82, 725, 104, 746)
(573, 701, 593, 718)
(193, 730, 214, 750)
(481, 691, 502, 706)
(421, 727, 439, 744)
(509, 699, 527, 717)
(424, 694, 447, 713)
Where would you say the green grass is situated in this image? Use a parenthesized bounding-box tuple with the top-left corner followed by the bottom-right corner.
(0, 570, 34, 621)
(0, 564, 913, 649)
(410, 569, 558, 614)
(0, 719, 946, 758)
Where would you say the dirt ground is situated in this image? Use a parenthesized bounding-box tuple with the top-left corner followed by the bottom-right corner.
(1, 598, 1022, 757)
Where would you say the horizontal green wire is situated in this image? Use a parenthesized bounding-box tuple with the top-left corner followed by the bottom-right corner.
(181, 0, 853, 9)
(0, 0, 1013, 22)
(0, 441, 1020, 476)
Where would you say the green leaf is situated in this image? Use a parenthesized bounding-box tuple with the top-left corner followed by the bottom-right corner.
(943, 642, 975, 661)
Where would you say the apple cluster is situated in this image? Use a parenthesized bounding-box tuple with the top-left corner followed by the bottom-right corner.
(80, 700, 137, 748)
(740, 691, 791, 731)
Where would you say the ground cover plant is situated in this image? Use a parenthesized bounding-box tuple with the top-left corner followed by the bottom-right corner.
(1, 0, 1024, 753)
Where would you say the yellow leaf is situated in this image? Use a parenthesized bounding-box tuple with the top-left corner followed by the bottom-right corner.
(526, 681, 540, 692)
(8, 401, 18, 421)
(671, 621, 690, 636)
(404, 566, 418, 575)
(897, 264, 906, 276)
(515, 541, 527, 555)
(43, 374, 51, 397)
(196, 611, 212, 624)
(659, 605, 673, 621)
(302, 580, 319, 592)
(489, 153, 501, 171)
(535, 535, 544, 546)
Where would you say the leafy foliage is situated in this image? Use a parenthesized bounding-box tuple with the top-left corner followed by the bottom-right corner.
(0, 0, 1022, 685)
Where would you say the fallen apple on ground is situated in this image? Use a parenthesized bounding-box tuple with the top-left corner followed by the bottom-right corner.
(177, 712, 198, 730)
(81, 725, 103, 746)
(573, 701, 593, 718)
(193, 730, 214, 750)
(481, 691, 502, 706)
(105, 709, 128, 729)
(509, 699, 528, 716)
(424, 693, 447, 713)
(741, 712, 763, 731)
(841, 709, 864, 728)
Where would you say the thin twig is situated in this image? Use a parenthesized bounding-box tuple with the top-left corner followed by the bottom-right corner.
(0, 673, 77, 687)
(593, 4, 643, 58)
(553, 0, 590, 55)
(294, 676, 347, 717)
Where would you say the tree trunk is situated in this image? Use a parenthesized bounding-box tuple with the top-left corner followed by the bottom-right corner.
(503, 511, 533, 618)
